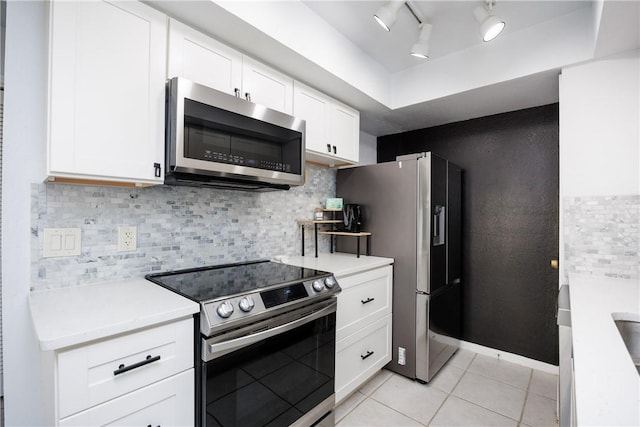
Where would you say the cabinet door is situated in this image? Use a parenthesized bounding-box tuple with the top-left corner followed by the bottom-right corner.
(57, 317, 193, 419)
(330, 99, 360, 163)
(167, 18, 242, 96)
(293, 81, 332, 155)
(48, 0, 166, 184)
(59, 369, 194, 426)
(242, 56, 293, 114)
(335, 314, 392, 404)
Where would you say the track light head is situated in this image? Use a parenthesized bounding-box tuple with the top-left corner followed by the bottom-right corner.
(410, 23, 432, 59)
(473, 1, 505, 42)
(373, 1, 404, 32)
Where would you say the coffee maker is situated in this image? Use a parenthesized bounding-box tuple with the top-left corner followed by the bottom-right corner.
(342, 204, 362, 232)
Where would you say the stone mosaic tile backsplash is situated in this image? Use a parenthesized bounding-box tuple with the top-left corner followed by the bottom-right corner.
(31, 164, 336, 291)
(563, 195, 639, 280)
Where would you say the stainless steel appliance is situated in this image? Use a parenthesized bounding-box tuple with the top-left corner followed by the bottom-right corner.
(146, 260, 340, 426)
(165, 77, 306, 190)
(336, 152, 462, 382)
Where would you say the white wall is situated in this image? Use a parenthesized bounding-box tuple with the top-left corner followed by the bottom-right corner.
(559, 49, 640, 197)
(1, 1, 48, 424)
(559, 49, 640, 282)
(358, 130, 377, 165)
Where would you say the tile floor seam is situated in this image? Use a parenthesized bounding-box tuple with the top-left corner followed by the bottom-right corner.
(336, 371, 395, 424)
(465, 369, 532, 391)
(368, 396, 428, 426)
(425, 354, 472, 426)
(518, 369, 535, 424)
(451, 394, 523, 424)
(335, 391, 368, 423)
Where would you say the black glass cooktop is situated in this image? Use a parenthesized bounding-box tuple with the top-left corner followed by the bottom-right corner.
(146, 260, 328, 302)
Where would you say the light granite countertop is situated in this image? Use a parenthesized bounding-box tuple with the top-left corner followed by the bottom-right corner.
(29, 278, 199, 351)
(274, 252, 394, 277)
(569, 274, 640, 426)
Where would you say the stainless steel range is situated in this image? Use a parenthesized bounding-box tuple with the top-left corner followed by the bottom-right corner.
(146, 259, 340, 427)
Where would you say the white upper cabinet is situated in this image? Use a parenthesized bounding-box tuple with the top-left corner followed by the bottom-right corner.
(48, 0, 167, 185)
(168, 19, 293, 115)
(167, 19, 242, 95)
(241, 56, 293, 115)
(330, 98, 360, 163)
(293, 81, 360, 165)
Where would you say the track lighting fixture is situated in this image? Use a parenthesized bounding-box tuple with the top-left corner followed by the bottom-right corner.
(410, 23, 432, 59)
(374, 1, 432, 59)
(373, 1, 404, 32)
(473, 0, 505, 42)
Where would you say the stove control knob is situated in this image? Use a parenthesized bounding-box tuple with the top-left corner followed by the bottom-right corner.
(217, 301, 234, 318)
(239, 296, 255, 313)
(324, 276, 337, 289)
(312, 280, 324, 292)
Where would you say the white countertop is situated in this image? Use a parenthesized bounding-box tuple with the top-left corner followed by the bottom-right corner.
(274, 252, 394, 277)
(29, 278, 199, 351)
(570, 274, 640, 426)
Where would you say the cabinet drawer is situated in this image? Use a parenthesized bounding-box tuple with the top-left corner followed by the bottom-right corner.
(335, 314, 392, 403)
(59, 369, 194, 426)
(337, 265, 392, 340)
(58, 317, 193, 418)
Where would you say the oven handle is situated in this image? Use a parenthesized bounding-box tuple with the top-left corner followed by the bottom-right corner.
(206, 301, 336, 360)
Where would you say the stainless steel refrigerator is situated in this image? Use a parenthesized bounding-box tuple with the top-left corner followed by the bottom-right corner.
(336, 152, 462, 382)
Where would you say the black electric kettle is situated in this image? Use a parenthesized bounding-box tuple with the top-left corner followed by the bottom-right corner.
(342, 204, 362, 232)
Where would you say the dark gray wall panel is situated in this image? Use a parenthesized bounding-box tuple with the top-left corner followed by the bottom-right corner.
(377, 104, 559, 365)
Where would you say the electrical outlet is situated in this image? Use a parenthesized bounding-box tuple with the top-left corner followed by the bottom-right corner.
(398, 347, 406, 365)
(118, 226, 137, 252)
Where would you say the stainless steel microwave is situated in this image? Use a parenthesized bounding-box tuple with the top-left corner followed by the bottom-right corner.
(165, 77, 305, 191)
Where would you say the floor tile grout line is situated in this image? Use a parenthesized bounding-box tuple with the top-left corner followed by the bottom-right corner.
(425, 352, 478, 426)
(442, 352, 527, 424)
(369, 395, 429, 426)
(335, 371, 394, 424)
(518, 368, 534, 424)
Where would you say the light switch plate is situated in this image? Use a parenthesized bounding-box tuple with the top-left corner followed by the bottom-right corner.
(43, 228, 81, 258)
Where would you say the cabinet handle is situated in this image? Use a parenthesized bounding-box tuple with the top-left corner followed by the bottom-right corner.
(361, 297, 375, 304)
(153, 162, 161, 178)
(326, 143, 332, 153)
(113, 355, 161, 376)
(361, 350, 374, 360)
(234, 88, 241, 98)
(333, 145, 337, 155)
(245, 92, 251, 102)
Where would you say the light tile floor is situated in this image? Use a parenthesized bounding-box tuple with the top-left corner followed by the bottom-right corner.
(335, 350, 559, 427)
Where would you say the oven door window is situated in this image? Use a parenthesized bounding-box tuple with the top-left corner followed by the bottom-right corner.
(203, 313, 336, 427)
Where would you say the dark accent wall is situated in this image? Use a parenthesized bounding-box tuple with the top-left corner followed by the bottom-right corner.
(378, 104, 559, 365)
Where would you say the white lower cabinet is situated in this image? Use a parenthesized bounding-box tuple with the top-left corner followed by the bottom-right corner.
(335, 265, 393, 403)
(50, 317, 195, 426)
(59, 369, 194, 426)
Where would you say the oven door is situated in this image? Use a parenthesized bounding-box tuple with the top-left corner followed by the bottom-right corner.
(201, 298, 336, 427)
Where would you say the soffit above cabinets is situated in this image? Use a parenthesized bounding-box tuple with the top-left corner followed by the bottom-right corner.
(147, 1, 640, 136)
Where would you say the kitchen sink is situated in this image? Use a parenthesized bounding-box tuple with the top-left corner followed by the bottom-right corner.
(614, 319, 640, 375)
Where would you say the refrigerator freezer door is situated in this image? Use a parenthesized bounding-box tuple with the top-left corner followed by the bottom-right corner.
(415, 283, 461, 383)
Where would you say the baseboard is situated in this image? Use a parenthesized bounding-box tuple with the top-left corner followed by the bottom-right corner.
(459, 340, 559, 375)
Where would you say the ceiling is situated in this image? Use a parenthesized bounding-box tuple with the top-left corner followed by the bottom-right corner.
(150, 1, 640, 136)
(302, 1, 591, 73)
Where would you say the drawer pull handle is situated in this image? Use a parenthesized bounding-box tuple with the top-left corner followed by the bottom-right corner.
(113, 355, 161, 376)
(361, 297, 375, 304)
(361, 350, 374, 360)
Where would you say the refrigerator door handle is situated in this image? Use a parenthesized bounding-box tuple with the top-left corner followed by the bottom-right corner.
(433, 205, 445, 246)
